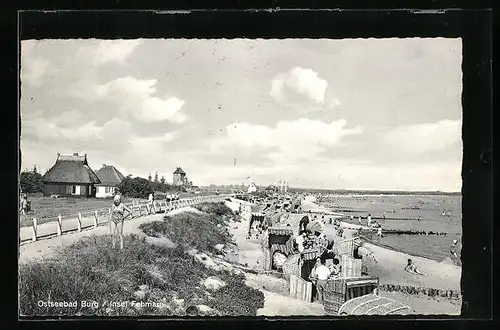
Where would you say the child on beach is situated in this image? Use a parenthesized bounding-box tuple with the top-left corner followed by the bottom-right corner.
(404, 259, 424, 275)
(329, 258, 341, 278)
(109, 194, 132, 250)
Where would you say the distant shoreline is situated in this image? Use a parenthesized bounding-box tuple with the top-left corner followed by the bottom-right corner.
(288, 189, 461, 196)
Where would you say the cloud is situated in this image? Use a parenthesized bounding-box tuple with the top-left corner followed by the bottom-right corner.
(328, 97, 341, 109)
(21, 57, 49, 86)
(22, 117, 134, 144)
(96, 76, 188, 123)
(270, 67, 328, 104)
(381, 119, 462, 154)
(91, 39, 142, 65)
(210, 118, 364, 163)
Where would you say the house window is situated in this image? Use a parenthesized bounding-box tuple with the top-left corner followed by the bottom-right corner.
(72, 185, 76, 194)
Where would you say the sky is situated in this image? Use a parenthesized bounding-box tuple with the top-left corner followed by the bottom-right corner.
(20, 38, 463, 191)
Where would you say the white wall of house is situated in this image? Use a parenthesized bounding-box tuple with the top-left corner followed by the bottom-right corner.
(96, 186, 116, 198)
(71, 185, 81, 195)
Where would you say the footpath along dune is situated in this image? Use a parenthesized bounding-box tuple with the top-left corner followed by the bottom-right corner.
(18, 207, 202, 264)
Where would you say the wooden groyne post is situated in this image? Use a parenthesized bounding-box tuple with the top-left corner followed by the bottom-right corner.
(94, 210, 99, 229)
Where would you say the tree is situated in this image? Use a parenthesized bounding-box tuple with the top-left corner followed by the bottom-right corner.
(20, 169, 43, 193)
(154, 171, 159, 183)
(33, 165, 38, 174)
(148, 173, 152, 182)
(118, 177, 153, 198)
(160, 176, 165, 184)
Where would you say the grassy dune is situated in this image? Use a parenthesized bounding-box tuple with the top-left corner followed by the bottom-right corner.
(19, 203, 264, 317)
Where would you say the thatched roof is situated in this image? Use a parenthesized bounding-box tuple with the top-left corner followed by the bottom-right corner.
(42, 153, 101, 184)
(95, 165, 125, 187)
(173, 167, 186, 174)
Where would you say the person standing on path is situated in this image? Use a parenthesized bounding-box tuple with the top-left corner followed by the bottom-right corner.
(147, 193, 155, 214)
(367, 214, 372, 227)
(108, 194, 132, 250)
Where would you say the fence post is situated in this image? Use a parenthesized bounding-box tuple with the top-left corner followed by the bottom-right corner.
(57, 214, 62, 236)
(94, 210, 98, 229)
(32, 217, 37, 242)
(77, 212, 82, 232)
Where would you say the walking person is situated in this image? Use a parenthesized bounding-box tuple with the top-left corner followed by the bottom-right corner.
(377, 225, 383, 239)
(20, 195, 28, 215)
(147, 193, 155, 214)
(367, 213, 372, 227)
(108, 194, 132, 250)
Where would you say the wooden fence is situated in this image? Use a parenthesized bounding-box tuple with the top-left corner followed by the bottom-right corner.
(23, 194, 238, 244)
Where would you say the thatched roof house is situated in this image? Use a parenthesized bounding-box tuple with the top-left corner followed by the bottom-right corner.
(95, 164, 125, 198)
(42, 153, 100, 197)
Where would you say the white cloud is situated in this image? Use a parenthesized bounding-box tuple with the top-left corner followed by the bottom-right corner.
(92, 39, 141, 65)
(382, 119, 462, 154)
(22, 117, 134, 143)
(21, 57, 49, 86)
(210, 118, 364, 162)
(97, 76, 188, 123)
(328, 97, 342, 109)
(270, 67, 328, 104)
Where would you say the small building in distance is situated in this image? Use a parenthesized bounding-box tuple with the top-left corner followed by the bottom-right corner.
(95, 164, 125, 198)
(173, 167, 192, 187)
(42, 153, 101, 197)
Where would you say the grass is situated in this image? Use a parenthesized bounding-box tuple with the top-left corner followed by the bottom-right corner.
(19, 205, 264, 316)
(19, 196, 136, 226)
(19, 193, 223, 227)
(193, 202, 237, 219)
(140, 211, 236, 254)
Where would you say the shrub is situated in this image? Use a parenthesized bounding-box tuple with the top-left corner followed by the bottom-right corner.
(207, 271, 265, 316)
(140, 212, 235, 254)
(193, 202, 235, 218)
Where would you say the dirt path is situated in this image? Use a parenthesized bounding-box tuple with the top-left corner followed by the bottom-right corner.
(18, 207, 200, 265)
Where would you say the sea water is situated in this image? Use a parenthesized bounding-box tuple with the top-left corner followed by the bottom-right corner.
(320, 195, 462, 262)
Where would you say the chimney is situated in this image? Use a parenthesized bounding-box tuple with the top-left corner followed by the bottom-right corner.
(73, 153, 78, 156)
